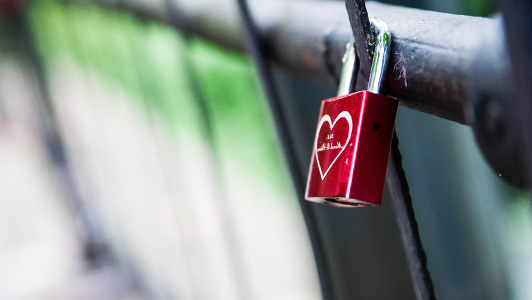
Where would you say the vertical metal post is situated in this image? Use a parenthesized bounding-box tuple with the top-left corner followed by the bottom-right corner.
(499, 0, 532, 189)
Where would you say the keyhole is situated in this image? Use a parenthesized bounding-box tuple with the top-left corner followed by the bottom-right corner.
(373, 123, 380, 131)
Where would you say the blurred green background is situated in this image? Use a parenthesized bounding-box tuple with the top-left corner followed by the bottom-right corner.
(0, 0, 529, 299)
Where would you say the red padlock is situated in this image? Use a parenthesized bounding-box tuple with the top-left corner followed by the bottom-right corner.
(305, 19, 397, 207)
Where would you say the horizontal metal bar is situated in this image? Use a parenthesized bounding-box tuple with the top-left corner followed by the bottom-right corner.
(63, 0, 503, 124)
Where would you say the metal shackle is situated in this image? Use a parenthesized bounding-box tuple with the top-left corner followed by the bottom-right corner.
(367, 18, 392, 94)
(337, 38, 358, 96)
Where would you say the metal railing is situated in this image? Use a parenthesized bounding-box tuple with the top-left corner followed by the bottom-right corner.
(63, 0, 505, 125)
(13, 1, 528, 300)
(54, 2, 521, 300)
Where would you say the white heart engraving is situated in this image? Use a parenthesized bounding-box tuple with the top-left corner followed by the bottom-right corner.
(314, 111, 353, 180)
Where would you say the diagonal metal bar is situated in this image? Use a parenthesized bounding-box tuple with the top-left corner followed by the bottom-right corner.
(386, 132, 437, 300)
(66, 0, 503, 125)
(234, 0, 335, 299)
(345, 0, 373, 81)
(5, 9, 111, 264)
(345, 1, 436, 299)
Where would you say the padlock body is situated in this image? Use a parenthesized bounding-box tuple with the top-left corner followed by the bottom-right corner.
(305, 90, 398, 207)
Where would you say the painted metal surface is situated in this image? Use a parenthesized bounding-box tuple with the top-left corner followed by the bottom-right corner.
(306, 91, 397, 206)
